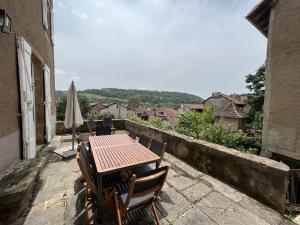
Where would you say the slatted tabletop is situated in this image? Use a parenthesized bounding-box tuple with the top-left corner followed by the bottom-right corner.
(89, 134, 135, 149)
(89, 134, 160, 174)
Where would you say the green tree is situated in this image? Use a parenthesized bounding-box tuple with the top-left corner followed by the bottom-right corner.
(56, 94, 91, 121)
(245, 64, 266, 123)
(175, 107, 214, 139)
(128, 95, 141, 109)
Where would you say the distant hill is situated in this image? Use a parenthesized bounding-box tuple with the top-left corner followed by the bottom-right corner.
(56, 88, 203, 107)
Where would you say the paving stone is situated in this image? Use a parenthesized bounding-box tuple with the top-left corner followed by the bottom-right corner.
(201, 175, 245, 203)
(160, 160, 172, 167)
(294, 215, 300, 224)
(172, 159, 204, 178)
(164, 153, 181, 165)
(174, 207, 217, 225)
(239, 195, 283, 225)
(196, 192, 270, 225)
(156, 183, 193, 222)
(24, 195, 66, 225)
(167, 174, 198, 192)
(280, 219, 298, 225)
(182, 182, 212, 203)
(65, 189, 84, 225)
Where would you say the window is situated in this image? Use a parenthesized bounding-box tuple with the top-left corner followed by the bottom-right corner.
(0, 9, 12, 34)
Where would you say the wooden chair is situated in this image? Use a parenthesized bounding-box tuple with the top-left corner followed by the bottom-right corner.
(76, 152, 98, 225)
(76, 152, 117, 225)
(87, 120, 97, 136)
(103, 117, 113, 127)
(133, 140, 167, 174)
(80, 143, 96, 176)
(128, 131, 137, 140)
(114, 166, 169, 225)
(96, 126, 111, 136)
(138, 135, 151, 148)
(149, 140, 167, 169)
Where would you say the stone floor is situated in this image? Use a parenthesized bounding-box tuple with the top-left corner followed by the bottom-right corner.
(15, 133, 296, 225)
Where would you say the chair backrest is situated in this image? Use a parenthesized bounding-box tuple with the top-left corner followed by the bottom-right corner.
(103, 117, 113, 127)
(123, 166, 169, 209)
(80, 143, 96, 172)
(128, 132, 137, 140)
(138, 135, 151, 148)
(76, 152, 97, 195)
(96, 126, 111, 136)
(149, 140, 167, 159)
(87, 120, 97, 133)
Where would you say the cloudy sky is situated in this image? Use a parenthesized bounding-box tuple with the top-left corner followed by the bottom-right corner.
(54, 0, 266, 98)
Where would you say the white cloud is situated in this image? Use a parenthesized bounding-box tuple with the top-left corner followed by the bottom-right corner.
(71, 9, 88, 20)
(57, 1, 67, 10)
(95, 18, 104, 25)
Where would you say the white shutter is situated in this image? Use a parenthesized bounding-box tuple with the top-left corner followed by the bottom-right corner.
(17, 36, 36, 159)
(44, 65, 52, 143)
(42, 0, 48, 29)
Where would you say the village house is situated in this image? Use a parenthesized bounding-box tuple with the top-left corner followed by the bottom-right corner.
(230, 93, 249, 103)
(214, 102, 249, 131)
(177, 103, 203, 114)
(0, 0, 56, 174)
(203, 92, 246, 112)
(247, 0, 300, 163)
(91, 103, 136, 119)
(203, 92, 248, 130)
(149, 107, 178, 127)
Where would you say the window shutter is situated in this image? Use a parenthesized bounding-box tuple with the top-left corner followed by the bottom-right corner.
(17, 36, 36, 159)
(42, 0, 48, 29)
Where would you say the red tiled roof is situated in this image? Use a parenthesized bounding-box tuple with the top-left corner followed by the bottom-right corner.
(214, 102, 249, 119)
(92, 103, 107, 111)
(150, 107, 178, 126)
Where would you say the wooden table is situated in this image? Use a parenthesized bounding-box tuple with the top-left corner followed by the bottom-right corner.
(89, 134, 160, 224)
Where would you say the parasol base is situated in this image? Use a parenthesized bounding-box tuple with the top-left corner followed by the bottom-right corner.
(54, 146, 77, 159)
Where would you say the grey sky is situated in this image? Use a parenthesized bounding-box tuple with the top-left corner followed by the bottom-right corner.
(54, 0, 266, 98)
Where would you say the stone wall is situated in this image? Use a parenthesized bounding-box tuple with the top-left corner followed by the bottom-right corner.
(120, 120, 289, 213)
(56, 119, 125, 134)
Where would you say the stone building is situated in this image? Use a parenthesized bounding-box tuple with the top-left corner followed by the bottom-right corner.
(247, 0, 300, 161)
(178, 103, 203, 114)
(91, 103, 136, 119)
(0, 0, 56, 174)
(203, 92, 246, 112)
(214, 102, 249, 131)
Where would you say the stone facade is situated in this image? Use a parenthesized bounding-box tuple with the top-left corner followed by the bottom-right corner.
(248, 0, 300, 161)
(0, 0, 56, 173)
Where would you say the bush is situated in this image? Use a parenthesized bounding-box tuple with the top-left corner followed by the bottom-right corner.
(129, 108, 262, 155)
(95, 112, 115, 120)
(127, 115, 172, 130)
(175, 108, 214, 139)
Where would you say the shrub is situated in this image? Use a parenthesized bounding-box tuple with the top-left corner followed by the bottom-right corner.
(95, 112, 115, 120)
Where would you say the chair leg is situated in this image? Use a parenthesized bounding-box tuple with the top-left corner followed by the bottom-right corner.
(151, 202, 160, 225)
(114, 190, 122, 225)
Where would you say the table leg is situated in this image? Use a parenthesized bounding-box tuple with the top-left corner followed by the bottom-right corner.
(97, 173, 103, 224)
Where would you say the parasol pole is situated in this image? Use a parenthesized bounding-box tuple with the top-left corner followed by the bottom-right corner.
(72, 81, 76, 151)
